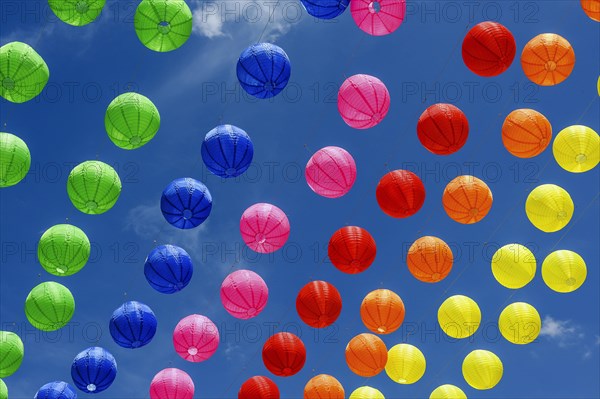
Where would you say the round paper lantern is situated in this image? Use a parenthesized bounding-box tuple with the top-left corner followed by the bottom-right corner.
(67, 161, 122, 214)
(300, 0, 349, 19)
(376, 170, 425, 218)
(462, 22, 516, 76)
(262, 332, 306, 377)
(498, 302, 541, 345)
(237, 43, 291, 99)
(134, 0, 192, 52)
(0, 132, 31, 187)
(48, 0, 106, 26)
(525, 184, 573, 232)
(462, 350, 502, 390)
(161, 178, 212, 229)
(173, 314, 219, 362)
(553, 125, 599, 173)
(521, 34, 575, 86)
(305, 146, 357, 198)
(406, 236, 453, 283)
(417, 103, 469, 155)
(0, 380, 7, 399)
(438, 295, 481, 339)
(25, 282, 75, 331)
(345, 333, 387, 377)
(360, 289, 405, 334)
(542, 250, 587, 293)
(0, 331, 23, 377)
(0, 42, 49, 103)
(34, 381, 77, 399)
(304, 374, 344, 399)
(338, 74, 390, 129)
(240, 203, 290, 253)
(296, 281, 342, 328)
(105, 92, 160, 150)
(349, 386, 384, 399)
(350, 0, 406, 36)
(71, 347, 117, 393)
(429, 384, 467, 399)
(385, 344, 426, 384)
(150, 368, 194, 399)
(144, 244, 193, 294)
(221, 269, 268, 319)
(491, 244, 536, 289)
(238, 376, 280, 399)
(581, 0, 600, 21)
(37, 224, 90, 276)
(442, 175, 493, 224)
(502, 109, 552, 158)
(328, 226, 376, 274)
(202, 125, 254, 178)
(109, 301, 157, 349)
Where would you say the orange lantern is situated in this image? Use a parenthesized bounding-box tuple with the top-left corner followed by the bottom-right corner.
(442, 175, 493, 224)
(581, 0, 600, 21)
(406, 236, 453, 283)
(521, 34, 575, 86)
(304, 374, 344, 399)
(360, 289, 405, 334)
(502, 109, 552, 158)
(345, 333, 388, 377)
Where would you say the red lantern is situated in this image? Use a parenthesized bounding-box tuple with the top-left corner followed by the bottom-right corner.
(376, 170, 426, 218)
(462, 21, 516, 77)
(262, 332, 306, 377)
(238, 376, 280, 399)
(328, 226, 376, 274)
(417, 103, 469, 155)
(296, 281, 342, 328)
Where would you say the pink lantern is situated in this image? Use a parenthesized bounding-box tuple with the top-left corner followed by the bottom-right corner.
(305, 146, 357, 198)
(173, 314, 219, 362)
(150, 368, 195, 399)
(240, 203, 290, 253)
(351, 0, 406, 36)
(338, 74, 390, 129)
(221, 269, 268, 319)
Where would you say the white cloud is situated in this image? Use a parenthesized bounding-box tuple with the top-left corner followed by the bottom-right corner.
(540, 316, 578, 340)
(193, 3, 227, 38)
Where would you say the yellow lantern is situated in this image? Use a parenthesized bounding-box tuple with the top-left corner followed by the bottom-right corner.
(462, 350, 503, 390)
(349, 386, 384, 399)
(385, 344, 426, 384)
(542, 250, 587, 293)
(525, 184, 573, 232)
(430, 384, 467, 399)
(491, 244, 536, 289)
(438, 295, 481, 339)
(498, 302, 541, 344)
(553, 125, 599, 173)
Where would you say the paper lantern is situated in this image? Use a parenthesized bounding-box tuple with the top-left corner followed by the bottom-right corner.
(552, 125, 599, 173)
(462, 22, 516, 76)
(442, 175, 492, 224)
(581, 0, 600, 21)
(25, 282, 75, 331)
(240, 203, 290, 253)
(350, 0, 406, 36)
(262, 333, 306, 377)
(173, 314, 219, 362)
(237, 43, 291, 99)
(360, 289, 405, 334)
(0, 42, 49, 103)
(525, 184, 573, 232)
(134, 0, 193, 52)
(328, 226, 376, 274)
(429, 384, 467, 399)
(150, 368, 195, 399)
(48, 0, 106, 26)
(338, 74, 390, 129)
(462, 350, 502, 390)
(71, 347, 117, 393)
(109, 301, 157, 349)
(221, 269, 268, 319)
(304, 374, 344, 399)
(105, 92, 160, 150)
(417, 103, 469, 155)
(144, 244, 194, 294)
(300, 0, 349, 19)
(376, 170, 425, 218)
(542, 250, 587, 293)
(498, 302, 541, 345)
(0, 132, 31, 187)
(161, 178, 212, 229)
(491, 244, 536, 289)
(296, 281, 342, 328)
(67, 161, 122, 214)
(305, 146, 357, 198)
(202, 124, 254, 178)
(385, 344, 426, 384)
(438, 295, 481, 339)
(502, 109, 552, 158)
(238, 376, 279, 399)
(406, 236, 453, 283)
(0, 331, 23, 377)
(37, 224, 90, 276)
(521, 34, 575, 86)
(345, 333, 387, 377)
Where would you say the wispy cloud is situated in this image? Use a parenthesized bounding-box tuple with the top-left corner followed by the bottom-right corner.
(540, 315, 583, 347)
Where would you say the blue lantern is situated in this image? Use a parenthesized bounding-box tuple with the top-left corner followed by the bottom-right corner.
(35, 381, 77, 399)
(201, 124, 254, 178)
(71, 347, 117, 394)
(109, 301, 157, 349)
(237, 43, 291, 99)
(300, 0, 350, 19)
(144, 244, 193, 294)
(160, 178, 212, 229)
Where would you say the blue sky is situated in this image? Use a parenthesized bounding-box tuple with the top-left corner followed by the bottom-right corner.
(1, 0, 599, 398)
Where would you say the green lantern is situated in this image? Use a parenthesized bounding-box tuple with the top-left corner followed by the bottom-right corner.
(0, 331, 24, 377)
(38, 224, 91, 276)
(105, 92, 161, 149)
(134, 0, 193, 52)
(67, 160, 122, 214)
(0, 132, 31, 188)
(0, 378, 7, 399)
(0, 42, 49, 103)
(25, 282, 75, 331)
(48, 0, 106, 26)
